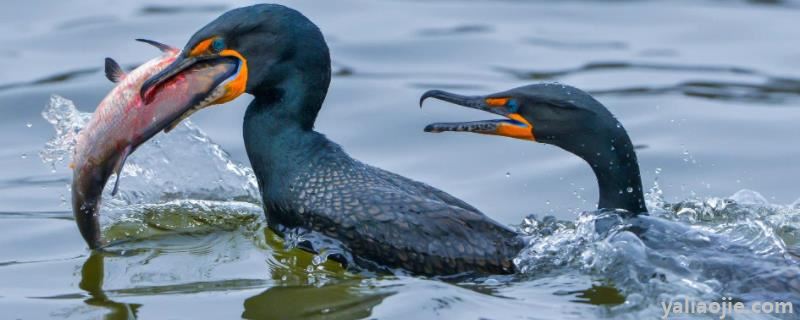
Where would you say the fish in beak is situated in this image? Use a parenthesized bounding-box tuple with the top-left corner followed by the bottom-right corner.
(139, 36, 248, 132)
(71, 39, 240, 249)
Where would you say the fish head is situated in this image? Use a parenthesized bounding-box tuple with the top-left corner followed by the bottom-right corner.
(139, 5, 328, 129)
(137, 48, 243, 133)
(139, 34, 251, 132)
(71, 154, 114, 249)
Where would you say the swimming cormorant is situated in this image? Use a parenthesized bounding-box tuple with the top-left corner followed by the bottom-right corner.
(420, 85, 647, 214)
(140, 4, 522, 275)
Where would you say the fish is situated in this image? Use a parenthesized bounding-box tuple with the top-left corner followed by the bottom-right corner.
(71, 39, 240, 249)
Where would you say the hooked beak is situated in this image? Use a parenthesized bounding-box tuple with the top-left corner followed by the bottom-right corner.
(139, 49, 248, 131)
(419, 90, 535, 141)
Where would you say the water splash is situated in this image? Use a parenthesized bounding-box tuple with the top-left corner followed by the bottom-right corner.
(40, 95, 90, 171)
(38, 95, 357, 283)
(40, 95, 262, 239)
(514, 182, 800, 317)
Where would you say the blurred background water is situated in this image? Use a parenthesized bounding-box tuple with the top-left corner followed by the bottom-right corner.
(1, 0, 800, 319)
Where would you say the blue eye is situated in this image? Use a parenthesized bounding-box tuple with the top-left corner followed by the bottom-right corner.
(508, 99, 519, 113)
(211, 38, 225, 52)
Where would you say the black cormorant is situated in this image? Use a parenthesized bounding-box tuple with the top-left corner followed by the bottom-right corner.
(140, 4, 523, 275)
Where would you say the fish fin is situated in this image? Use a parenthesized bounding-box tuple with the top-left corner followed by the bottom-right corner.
(104, 58, 125, 83)
(135, 38, 178, 53)
(111, 145, 132, 196)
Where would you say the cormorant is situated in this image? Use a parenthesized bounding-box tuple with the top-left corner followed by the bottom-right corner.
(140, 4, 522, 275)
(420, 85, 647, 215)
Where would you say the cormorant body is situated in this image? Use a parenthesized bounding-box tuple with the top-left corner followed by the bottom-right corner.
(143, 4, 522, 275)
(244, 115, 522, 274)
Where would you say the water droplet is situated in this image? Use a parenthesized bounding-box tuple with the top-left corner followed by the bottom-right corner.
(20, 153, 27, 159)
(626, 187, 633, 193)
(25, 123, 32, 128)
(505, 172, 510, 178)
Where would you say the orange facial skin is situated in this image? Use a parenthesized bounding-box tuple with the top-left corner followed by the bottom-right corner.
(498, 113, 535, 141)
(485, 98, 535, 141)
(485, 97, 509, 107)
(215, 49, 248, 104)
(189, 38, 215, 57)
(187, 38, 249, 105)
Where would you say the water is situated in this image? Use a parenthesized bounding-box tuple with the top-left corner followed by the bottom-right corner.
(2, 0, 800, 319)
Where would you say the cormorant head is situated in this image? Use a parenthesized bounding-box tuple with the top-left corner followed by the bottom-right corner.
(420, 83, 627, 157)
(140, 4, 331, 129)
(421, 84, 647, 213)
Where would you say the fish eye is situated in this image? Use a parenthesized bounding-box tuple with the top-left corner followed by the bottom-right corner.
(211, 38, 225, 52)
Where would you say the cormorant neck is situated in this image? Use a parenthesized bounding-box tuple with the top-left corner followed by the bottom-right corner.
(243, 95, 330, 202)
(243, 81, 330, 164)
(242, 26, 333, 200)
(561, 126, 647, 214)
(243, 54, 332, 186)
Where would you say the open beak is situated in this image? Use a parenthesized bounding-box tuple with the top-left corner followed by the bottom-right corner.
(139, 49, 248, 131)
(419, 90, 535, 141)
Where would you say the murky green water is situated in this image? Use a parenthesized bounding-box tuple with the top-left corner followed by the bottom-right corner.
(2, 0, 800, 319)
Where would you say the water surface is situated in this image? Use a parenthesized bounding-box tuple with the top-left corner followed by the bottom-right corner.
(1, 0, 799, 319)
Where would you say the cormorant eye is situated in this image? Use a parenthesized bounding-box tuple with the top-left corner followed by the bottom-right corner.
(211, 38, 226, 52)
(508, 99, 519, 113)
